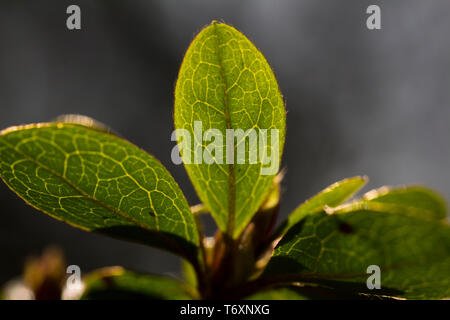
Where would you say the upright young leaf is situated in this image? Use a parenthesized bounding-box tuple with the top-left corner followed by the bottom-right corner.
(264, 194, 450, 299)
(174, 21, 286, 238)
(276, 176, 367, 237)
(0, 123, 198, 260)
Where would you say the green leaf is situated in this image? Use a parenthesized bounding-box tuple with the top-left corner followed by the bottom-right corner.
(264, 199, 450, 299)
(276, 176, 367, 237)
(80, 267, 195, 300)
(174, 21, 286, 238)
(363, 185, 447, 220)
(0, 123, 198, 260)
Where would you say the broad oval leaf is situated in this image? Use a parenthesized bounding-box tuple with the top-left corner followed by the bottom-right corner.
(276, 176, 367, 237)
(0, 123, 198, 260)
(264, 194, 450, 299)
(174, 21, 286, 238)
(80, 267, 195, 300)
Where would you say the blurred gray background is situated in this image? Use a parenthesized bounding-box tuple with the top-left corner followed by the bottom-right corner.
(0, 0, 449, 283)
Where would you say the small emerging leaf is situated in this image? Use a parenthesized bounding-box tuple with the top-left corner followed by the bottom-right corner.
(276, 176, 367, 237)
(0, 123, 198, 261)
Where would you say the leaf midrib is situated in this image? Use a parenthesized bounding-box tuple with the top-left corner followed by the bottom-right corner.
(213, 22, 236, 237)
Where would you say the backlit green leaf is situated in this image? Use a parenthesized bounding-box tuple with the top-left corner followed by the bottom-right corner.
(264, 198, 450, 299)
(80, 267, 195, 300)
(276, 176, 367, 237)
(174, 21, 286, 238)
(0, 123, 198, 260)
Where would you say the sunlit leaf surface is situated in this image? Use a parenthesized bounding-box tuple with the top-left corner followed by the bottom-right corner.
(174, 21, 286, 238)
(0, 123, 198, 260)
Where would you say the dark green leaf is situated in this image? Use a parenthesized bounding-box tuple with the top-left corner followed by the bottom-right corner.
(265, 201, 450, 299)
